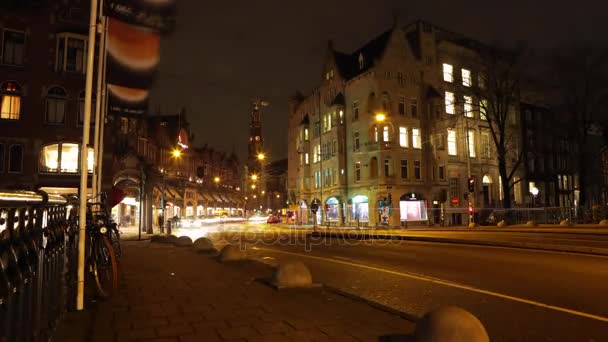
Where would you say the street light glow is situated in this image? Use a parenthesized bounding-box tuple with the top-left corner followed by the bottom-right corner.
(251, 174, 258, 181)
(172, 148, 182, 158)
(276, 194, 280, 198)
(251, 184, 256, 189)
(375, 112, 386, 122)
(214, 176, 220, 183)
(257, 153, 265, 161)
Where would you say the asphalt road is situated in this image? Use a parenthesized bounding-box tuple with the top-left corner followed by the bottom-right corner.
(174, 223, 608, 341)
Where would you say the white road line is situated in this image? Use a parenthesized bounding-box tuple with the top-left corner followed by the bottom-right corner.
(256, 247, 608, 323)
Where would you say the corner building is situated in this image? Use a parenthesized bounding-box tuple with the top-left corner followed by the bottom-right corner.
(288, 21, 520, 227)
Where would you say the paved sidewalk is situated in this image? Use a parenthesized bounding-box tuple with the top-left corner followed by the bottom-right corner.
(54, 241, 414, 341)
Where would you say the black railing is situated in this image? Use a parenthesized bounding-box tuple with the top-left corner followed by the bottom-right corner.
(0, 190, 75, 342)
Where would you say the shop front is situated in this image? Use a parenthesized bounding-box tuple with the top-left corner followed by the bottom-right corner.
(349, 195, 369, 225)
(399, 192, 428, 224)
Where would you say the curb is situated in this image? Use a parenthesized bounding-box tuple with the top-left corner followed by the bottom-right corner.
(307, 232, 608, 257)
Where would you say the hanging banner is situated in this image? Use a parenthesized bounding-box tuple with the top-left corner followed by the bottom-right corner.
(104, 0, 177, 33)
(107, 84, 149, 116)
(106, 18, 160, 89)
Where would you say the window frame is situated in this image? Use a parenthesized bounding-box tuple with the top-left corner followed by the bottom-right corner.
(442, 63, 453, 82)
(353, 101, 359, 121)
(414, 160, 421, 180)
(410, 98, 418, 117)
(0, 81, 22, 120)
(8, 144, 23, 174)
(399, 126, 408, 148)
(445, 91, 455, 114)
(461, 68, 472, 87)
(398, 96, 405, 115)
(463, 96, 473, 118)
(1, 28, 26, 66)
(447, 129, 457, 156)
(45, 86, 68, 125)
(400, 159, 408, 179)
(467, 129, 476, 158)
(412, 128, 421, 149)
(355, 162, 361, 182)
(0, 143, 4, 173)
(55, 32, 88, 73)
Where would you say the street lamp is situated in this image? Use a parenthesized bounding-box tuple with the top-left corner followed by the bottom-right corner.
(172, 148, 182, 158)
(375, 112, 387, 122)
(251, 174, 258, 181)
(530, 187, 539, 207)
(214, 176, 220, 184)
(257, 152, 265, 161)
(251, 184, 256, 190)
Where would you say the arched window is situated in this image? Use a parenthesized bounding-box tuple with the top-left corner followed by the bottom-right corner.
(45, 86, 67, 124)
(78, 91, 96, 125)
(40, 143, 94, 174)
(0, 81, 22, 120)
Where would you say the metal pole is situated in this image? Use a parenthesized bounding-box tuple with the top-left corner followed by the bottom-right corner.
(96, 18, 109, 194)
(77, 0, 99, 311)
(92, 5, 106, 197)
(464, 115, 474, 225)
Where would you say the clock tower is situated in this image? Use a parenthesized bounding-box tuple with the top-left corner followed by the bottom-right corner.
(248, 98, 267, 173)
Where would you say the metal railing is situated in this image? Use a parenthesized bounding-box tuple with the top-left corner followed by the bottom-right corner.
(0, 190, 75, 342)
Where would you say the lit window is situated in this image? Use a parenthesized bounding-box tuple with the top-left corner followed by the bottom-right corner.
(399, 127, 408, 147)
(87, 147, 94, 173)
(8, 144, 23, 173)
(464, 96, 473, 118)
(467, 130, 476, 157)
(443, 63, 453, 82)
(305, 153, 309, 164)
(462, 69, 472, 87)
(0, 81, 21, 120)
(383, 126, 389, 142)
(447, 129, 457, 155)
(480, 99, 488, 120)
(355, 162, 361, 182)
(445, 91, 455, 114)
(374, 126, 378, 142)
(339, 110, 343, 124)
(2, 29, 25, 65)
(46, 87, 67, 124)
(304, 128, 309, 141)
(481, 132, 491, 158)
(412, 128, 421, 149)
(56, 33, 87, 73)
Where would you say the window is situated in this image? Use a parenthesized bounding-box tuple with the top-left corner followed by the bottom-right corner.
(383, 126, 389, 142)
(353, 101, 359, 121)
(353, 132, 360, 152)
(9, 144, 23, 173)
(358, 53, 364, 69)
(399, 127, 408, 147)
(314, 171, 320, 189)
(2, 29, 25, 65)
(462, 68, 472, 87)
(400, 160, 408, 179)
(435, 133, 445, 150)
(397, 72, 404, 86)
(414, 160, 421, 180)
(398, 96, 405, 115)
(480, 99, 488, 120)
(0, 144, 3, 172)
(56, 33, 87, 73)
(445, 91, 454, 114)
(78, 91, 96, 125)
(355, 162, 361, 182)
(481, 132, 491, 158)
(332, 140, 337, 155)
(412, 128, 421, 149)
(449, 178, 459, 201)
(325, 168, 330, 187)
(478, 73, 486, 89)
(339, 110, 344, 124)
(40, 143, 93, 174)
(381, 93, 389, 111)
(439, 166, 445, 180)
(384, 159, 390, 176)
(0, 81, 22, 120)
(313, 121, 320, 137)
(45, 87, 67, 124)
(447, 129, 457, 155)
(305, 153, 309, 164)
(411, 98, 418, 117)
(333, 168, 337, 185)
(303, 127, 309, 141)
(120, 117, 128, 134)
(442, 63, 453, 82)
(463, 96, 473, 118)
(467, 130, 476, 157)
(374, 125, 379, 142)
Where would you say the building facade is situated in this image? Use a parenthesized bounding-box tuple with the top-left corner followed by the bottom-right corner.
(288, 21, 523, 227)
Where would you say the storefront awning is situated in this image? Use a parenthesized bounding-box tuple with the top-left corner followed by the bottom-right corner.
(219, 194, 230, 203)
(212, 193, 223, 202)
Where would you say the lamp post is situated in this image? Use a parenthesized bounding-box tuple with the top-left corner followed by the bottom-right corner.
(375, 112, 394, 227)
(161, 147, 182, 235)
(530, 187, 539, 207)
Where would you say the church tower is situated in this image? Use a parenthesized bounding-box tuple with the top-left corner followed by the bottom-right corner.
(248, 98, 267, 174)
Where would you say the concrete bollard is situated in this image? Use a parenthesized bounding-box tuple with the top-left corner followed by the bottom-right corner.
(175, 236, 193, 247)
(468, 222, 477, 229)
(497, 220, 507, 228)
(415, 306, 489, 342)
(151, 235, 167, 243)
(272, 260, 313, 289)
(600, 219, 608, 227)
(218, 244, 246, 262)
(192, 237, 215, 253)
(526, 220, 537, 227)
(559, 219, 572, 227)
(166, 235, 179, 245)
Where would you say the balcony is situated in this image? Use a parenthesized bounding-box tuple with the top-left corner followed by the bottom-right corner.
(365, 141, 393, 152)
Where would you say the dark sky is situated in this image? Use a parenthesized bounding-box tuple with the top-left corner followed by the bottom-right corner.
(150, 0, 606, 163)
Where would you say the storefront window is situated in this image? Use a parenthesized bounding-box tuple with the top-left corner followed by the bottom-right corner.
(351, 195, 369, 222)
(41, 143, 94, 174)
(326, 197, 339, 221)
(399, 193, 428, 221)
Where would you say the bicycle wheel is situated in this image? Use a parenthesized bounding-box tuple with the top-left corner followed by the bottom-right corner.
(92, 235, 118, 298)
(111, 227, 122, 261)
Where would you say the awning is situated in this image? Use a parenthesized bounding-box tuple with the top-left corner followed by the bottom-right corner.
(212, 193, 223, 202)
(219, 194, 230, 203)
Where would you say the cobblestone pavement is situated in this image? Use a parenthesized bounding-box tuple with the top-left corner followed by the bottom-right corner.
(54, 241, 414, 341)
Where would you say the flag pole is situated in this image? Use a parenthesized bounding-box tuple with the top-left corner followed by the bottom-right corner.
(77, 0, 99, 311)
(97, 16, 108, 195)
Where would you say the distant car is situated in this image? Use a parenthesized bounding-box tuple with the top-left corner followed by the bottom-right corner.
(267, 215, 281, 224)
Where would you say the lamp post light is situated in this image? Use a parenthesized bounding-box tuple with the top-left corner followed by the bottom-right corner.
(530, 187, 539, 207)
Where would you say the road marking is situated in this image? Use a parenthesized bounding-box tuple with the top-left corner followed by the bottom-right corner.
(256, 247, 608, 323)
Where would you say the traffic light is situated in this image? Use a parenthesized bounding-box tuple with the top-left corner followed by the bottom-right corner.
(468, 177, 475, 192)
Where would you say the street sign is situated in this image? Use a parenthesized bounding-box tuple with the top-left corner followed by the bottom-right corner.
(451, 197, 459, 206)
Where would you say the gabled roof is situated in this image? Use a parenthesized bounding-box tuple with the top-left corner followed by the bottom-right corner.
(332, 29, 393, 81)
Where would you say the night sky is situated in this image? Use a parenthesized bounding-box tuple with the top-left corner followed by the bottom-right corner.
(150, 0, 606, 163)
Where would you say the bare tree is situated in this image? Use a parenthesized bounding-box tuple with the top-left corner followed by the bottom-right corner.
(472, 48, 525, 209)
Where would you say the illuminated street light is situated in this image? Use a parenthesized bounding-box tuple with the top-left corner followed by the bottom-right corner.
(276, 194, 280, 198)
(251, 184, 256, 190)
(172, 148, 182, 158)
(261, 190, 265, 195)
(251, 174, 258, 181)
(253, 195, 257, 199)
(257, 152, 266, 161)
(214, 176, 220, 183)
(375, 112, 386, 122)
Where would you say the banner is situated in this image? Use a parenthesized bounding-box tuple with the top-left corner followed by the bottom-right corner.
(105, 0, 176, 33)
(107, 84, 149, 117)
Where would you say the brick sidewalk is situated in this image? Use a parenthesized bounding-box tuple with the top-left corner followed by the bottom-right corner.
(54, 241, 414, 341)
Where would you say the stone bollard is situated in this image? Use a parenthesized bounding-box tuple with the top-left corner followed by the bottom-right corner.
(151, 235, 167, 243)
(192, 237, 215, 253)
(415, 306, 489, 342)
(166, 235, 179, 245)
(468, 222, 477, 229)
(559, 219, 572, 227)
(218, 244, 246, 262)
(272, 260, 313, 289)
(526, 220, 537, 227)
(600, 219, 608, 227)
(175, 236, 193, 247)
(497, 220, 507, 228)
